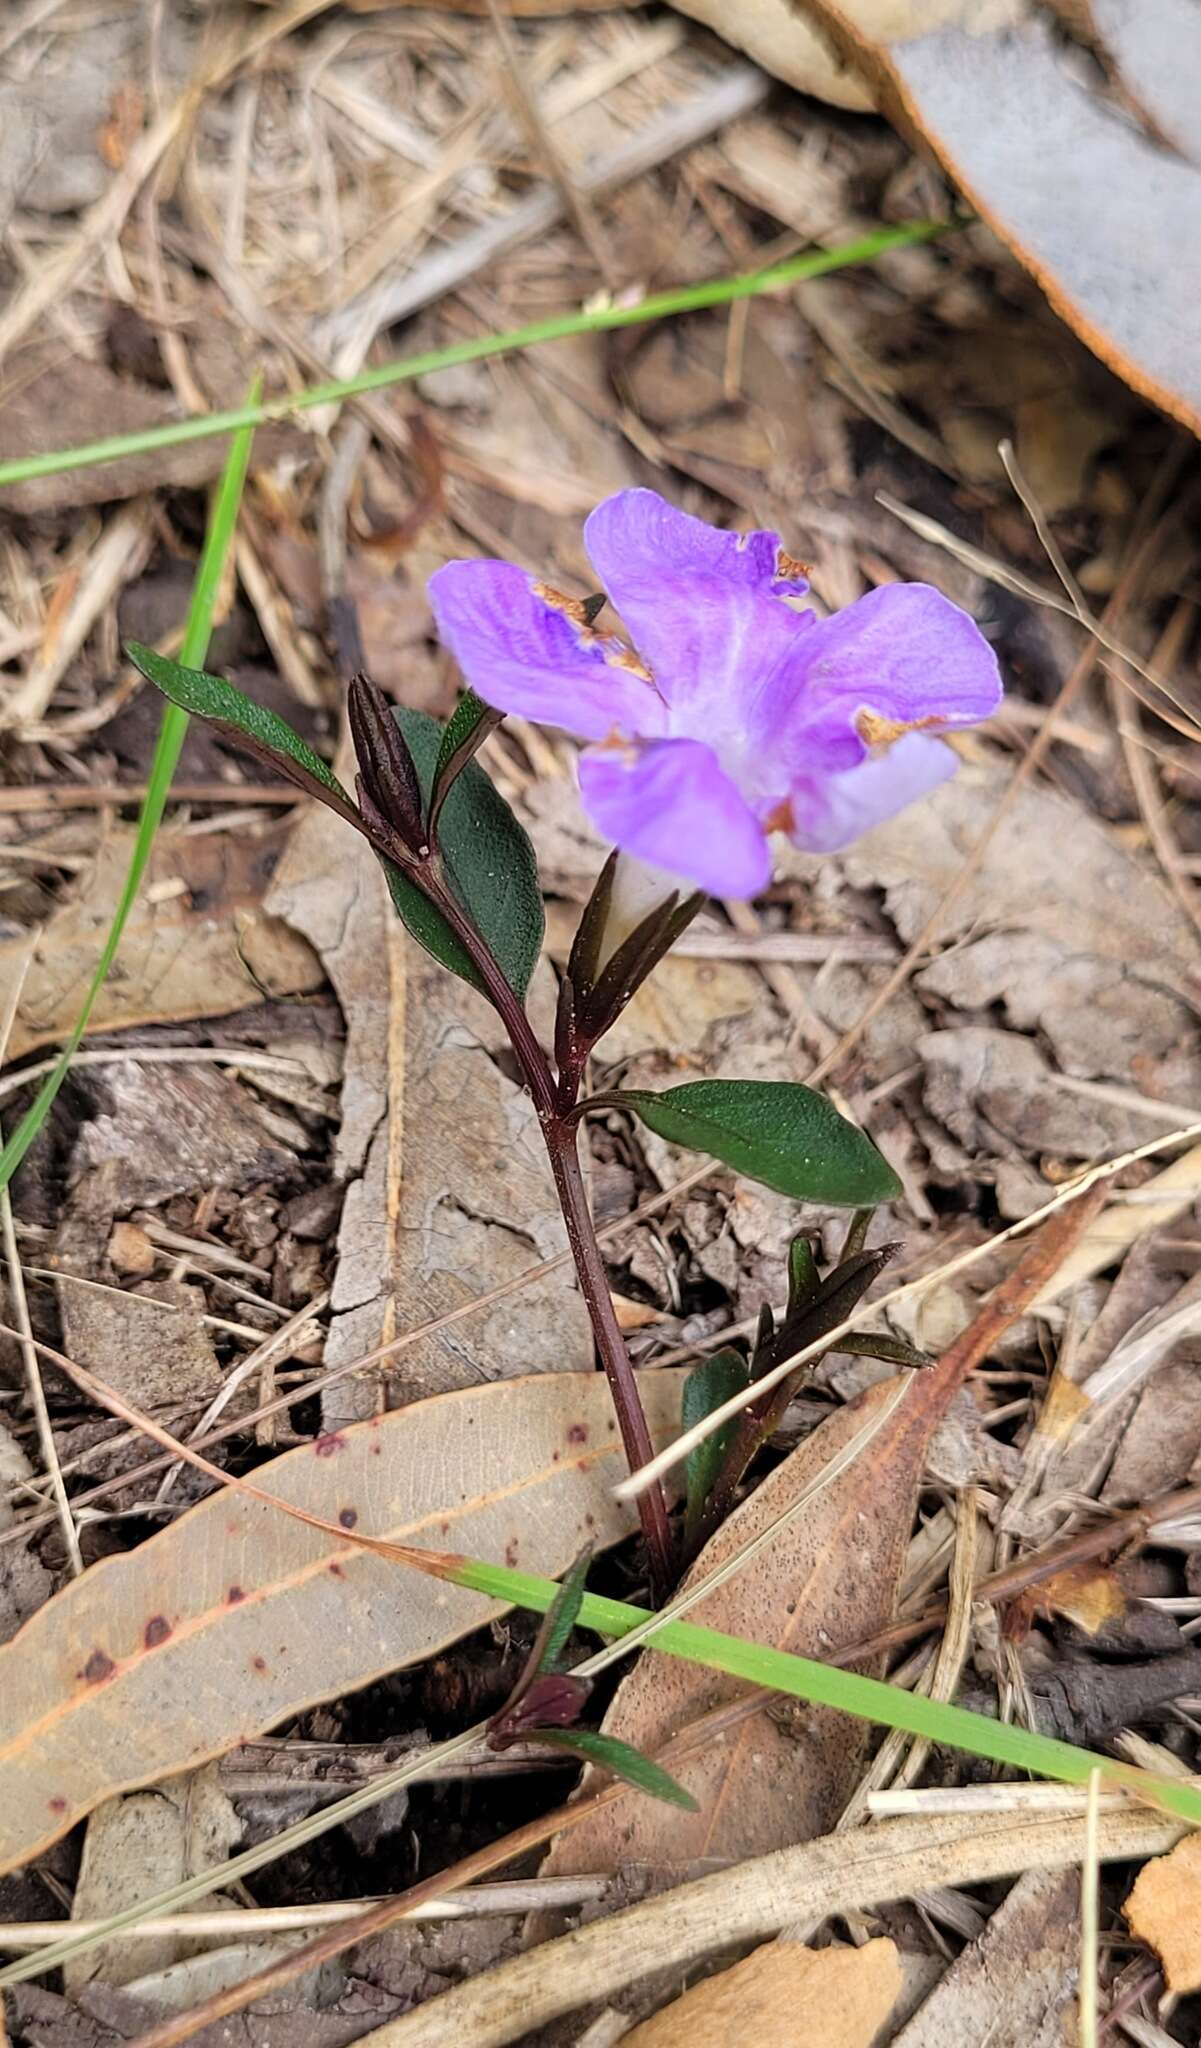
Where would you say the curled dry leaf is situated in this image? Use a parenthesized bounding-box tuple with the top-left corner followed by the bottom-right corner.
(0, 1368, 687, 1877)
(797, 0, 1201, 431)
(621, 1937, 900, 2048)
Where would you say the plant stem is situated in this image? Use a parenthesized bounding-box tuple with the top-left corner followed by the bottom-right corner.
(416, 862, 675, 1596)
(543, 1119, 674, 1600)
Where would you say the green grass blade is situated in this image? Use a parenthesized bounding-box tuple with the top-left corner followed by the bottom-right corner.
(445, 1555, 1201, 1830)
(0, 401, 259, 1192)
(0, 224, 952, 493)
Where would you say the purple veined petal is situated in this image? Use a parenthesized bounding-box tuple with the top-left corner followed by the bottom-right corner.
(583, 490, 813, 712)
(793, 582, 1001, 739)
(787, 731, 961, 854)
(428, 559, 668, 744)
(578, 737, 772, 899)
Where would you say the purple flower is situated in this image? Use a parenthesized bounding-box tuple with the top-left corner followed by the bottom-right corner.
(428, 490, 1001, 898)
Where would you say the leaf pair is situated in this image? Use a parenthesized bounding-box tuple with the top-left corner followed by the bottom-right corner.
(680, 1217, 930, 1550)
(486, 1546, 696, 1811)
(125, 646, 543, 1001)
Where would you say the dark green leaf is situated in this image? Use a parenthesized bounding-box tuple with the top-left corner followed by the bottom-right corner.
(566, 850, 618, 1001)
(125, 642, 362, 829)
(535, 1728, 698, 1810)
(429, 688, 503, 833)
(536, 1545, 594, 1676)
(682, 1348, 749, 1540)
(614, 1080, 902, 1207)
(382, 708, 544, 1000)
(837, 1331, 932, 1372)
(785, 1234, 820, 1321)
(581, 888, 701, 1041)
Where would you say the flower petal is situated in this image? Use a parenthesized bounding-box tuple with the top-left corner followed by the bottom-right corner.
(579, 737, 771, 899)
(583, 490, 812, 711)
(791, 582, 1001, 743)
(428, 559, 668, 743)
(788, 732, 960, 853)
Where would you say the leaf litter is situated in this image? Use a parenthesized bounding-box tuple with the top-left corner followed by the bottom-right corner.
(3, 0, 1201, 2041)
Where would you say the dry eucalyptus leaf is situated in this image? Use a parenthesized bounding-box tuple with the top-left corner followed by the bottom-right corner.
(671, 0, 873, 108)
(1125, 1830, 1201, 1993)
(0, 1367, 688, 1876)
(622, 1937, 900, 2048)
(5, 827, 323, 1060)
(796, 0, 1201, 430)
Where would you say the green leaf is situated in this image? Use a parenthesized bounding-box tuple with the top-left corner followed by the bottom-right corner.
(535, 1728, 698, 1810)
(429, 688, 503, 832)
(125, 644, 363, 829)
(536, 1545, 594, 1675)
(681, 1349, 750, 1540)
(382, 707, 544, 1001)
(785, 1233, 820, 1321)
(615, 1080, 902, 1207)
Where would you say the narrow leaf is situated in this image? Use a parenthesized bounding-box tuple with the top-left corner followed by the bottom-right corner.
(535, 1728, 698, 1811)
(581, 888, 702, 1040)
(382, 707, 544, 1000)
(681, 1349, 750, 1540)
(786, 1234, 821, 1321)
(429, 687, 503, 834)
(0, 1368, 689, 1876)
(615, 1080, 902, 1207)
(125, 644, 363, 830)
(565, 849, 618, 1001)
(538, 1544, 595, 1675)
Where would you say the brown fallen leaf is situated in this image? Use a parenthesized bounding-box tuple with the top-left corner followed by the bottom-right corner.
(537, 1196, 1101, 1907)
(796, 0, 1201, 430)
(892, 1868, 1079, 2047)
(4, 825, 323, 1060)
(535, 1377, 925, 1903)
(1124, 1828, 1201, 1993)
(622, 1937, 900, 2048)
(0, 1366, 688, 1876)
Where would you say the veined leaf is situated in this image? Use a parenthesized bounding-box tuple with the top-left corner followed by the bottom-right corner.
(382, 708, 544, 1001)
(124, 645, 362, 828)
(0, 1368, 687, 1877)
(681, 1350, 750, 1541)
(536, 1728, 698, 1811)
(615, 1080, 901, 1207)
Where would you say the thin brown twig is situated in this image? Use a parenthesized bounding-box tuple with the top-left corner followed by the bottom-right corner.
(483, 0, 618, 290)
